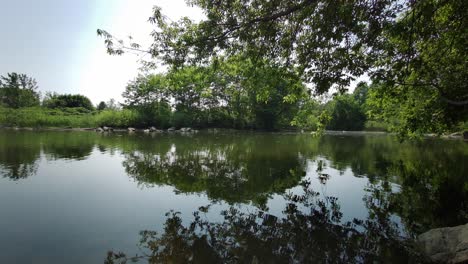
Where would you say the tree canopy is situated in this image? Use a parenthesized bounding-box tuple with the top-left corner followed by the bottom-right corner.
(98, 0, 467, 136)
(97, 101, 107, 110)
(121, 55, 306, 129)
(43, 93, 95, 111)
(0, 72, 40, 108)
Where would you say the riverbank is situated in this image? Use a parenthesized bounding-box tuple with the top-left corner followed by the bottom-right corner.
(1, 126, 466, 141)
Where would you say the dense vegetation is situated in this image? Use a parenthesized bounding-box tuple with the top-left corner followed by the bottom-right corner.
(97, 0, 467, 137)
(1, 69, 465, 133)
(0, 70, 384, 131)
(1, 0, 467, 135)
(43, 93, 95, 111)
(0, 73, 40, 108)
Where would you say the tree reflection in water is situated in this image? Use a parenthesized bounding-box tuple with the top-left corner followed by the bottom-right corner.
(0, 131, 96, 180)
(0, 131, 466, 262)
(121, 135, 307, 209)
(0, 131, 41, 180)
(105, 181, 428, 264)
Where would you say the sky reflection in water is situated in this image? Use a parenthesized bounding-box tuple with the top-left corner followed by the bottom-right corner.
(0, 131, 466, 263)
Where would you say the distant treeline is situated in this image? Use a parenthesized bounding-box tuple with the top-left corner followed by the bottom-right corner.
(0, 69, 376, 131)
(0, 70, 465, 133)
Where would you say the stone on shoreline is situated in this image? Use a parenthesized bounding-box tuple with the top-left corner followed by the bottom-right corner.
(418, 223, 468, 263)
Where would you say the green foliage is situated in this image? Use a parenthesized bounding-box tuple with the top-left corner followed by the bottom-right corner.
(369, 0, 468, 137)
(316, 111, 331, 135)
(121, 56, 307, 130)
(290, 98, 320, 130)
(130, 102, 172, 128)
(0, 107, 95, 128)
(98, 0, 467, 136)
(97, 101, 107, 110)
(0, 72, 40, 108)
(0, 107, 151, 128)
(364, 120, 390, 132)
(99, 0, 394, 91)
(43, 93, 95, 111)
(353, 82, 369, 107)
(365, 81, 449, 138)
(327, 95, 366, 131)
(94, 109, 140, 128)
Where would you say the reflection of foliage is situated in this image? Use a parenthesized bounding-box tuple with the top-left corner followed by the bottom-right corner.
(0, 130, 466, 240)
(122, 134, 305, 208)
(41, 132, 95, 160)
(0, 131, 41, 180)
(388, 158, 468, 234)
(311, 135, 468, 235)
(105, 181, 426, 264)
(0, 131, 96, 180)
(0, 162, 38, 181)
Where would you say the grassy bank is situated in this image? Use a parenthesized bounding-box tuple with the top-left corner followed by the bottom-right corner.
(1, 107, 465, 135)
(0, 107, 140, 128)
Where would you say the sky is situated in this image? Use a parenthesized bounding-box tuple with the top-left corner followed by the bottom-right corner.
(0, 0, 204, 104)
(0, 1, 366, 105)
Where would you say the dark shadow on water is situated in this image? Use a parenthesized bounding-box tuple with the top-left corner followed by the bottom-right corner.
(0, 131, 41, 180)
(0, 130, 466, 262)
(104, 181, 430, 264)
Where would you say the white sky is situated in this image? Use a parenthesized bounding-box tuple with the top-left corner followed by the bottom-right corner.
(0, 1, 365, 105)
(77, 0, 205, 104)
(0, 0, 204, 105)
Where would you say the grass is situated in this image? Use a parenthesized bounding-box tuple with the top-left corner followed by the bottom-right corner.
(0, 107, 142, 128)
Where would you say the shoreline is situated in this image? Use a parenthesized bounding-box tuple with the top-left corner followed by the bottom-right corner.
(0, 126, 465, 140)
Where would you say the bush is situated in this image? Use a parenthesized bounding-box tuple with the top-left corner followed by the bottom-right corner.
(0, 107, 95, 127)
(130, 102, 172, 128)
(43, 94, 95, 111)
(94, 109, 140, 128)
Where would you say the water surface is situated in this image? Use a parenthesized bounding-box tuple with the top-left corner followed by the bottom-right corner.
(0, 131, 467, 263)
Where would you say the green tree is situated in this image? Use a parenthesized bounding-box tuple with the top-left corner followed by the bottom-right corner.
(0, 72, 40, 108)
(353, 81, 369, 107)
(97, 101, 107, 110)
(369, 0, 468, 136)
(290, 97, 321, 130)
(123, 56, 306, 130)
(43, 94, 94, 111)
(123, 74, 172, 127)
(327, 95, 366, 131)
(205, 56, 307, 130)
(98, 0, 467, 135)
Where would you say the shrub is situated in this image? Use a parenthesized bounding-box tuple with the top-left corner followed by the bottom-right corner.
(95, 109, 140, 128)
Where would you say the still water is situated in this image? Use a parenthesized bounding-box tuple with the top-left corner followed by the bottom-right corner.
(0, 130, 466, 263)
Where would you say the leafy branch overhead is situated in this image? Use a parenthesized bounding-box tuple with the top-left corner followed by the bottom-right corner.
(98, 0, 467, 136)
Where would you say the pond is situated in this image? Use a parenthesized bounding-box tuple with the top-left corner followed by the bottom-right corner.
(0, 130, 467, 263)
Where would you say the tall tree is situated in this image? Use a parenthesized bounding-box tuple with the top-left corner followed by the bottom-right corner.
(98, 0, 467, 135)
(0, 72, 40, 108)
(97, 101, 107, 111)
